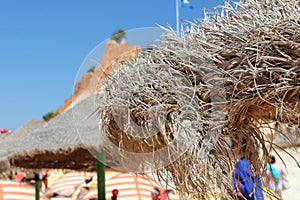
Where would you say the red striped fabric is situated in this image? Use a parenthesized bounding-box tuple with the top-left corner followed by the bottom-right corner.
(0, 180, 48, 200)
(48, 172, 95, 196)
(82, 173, 160, 200)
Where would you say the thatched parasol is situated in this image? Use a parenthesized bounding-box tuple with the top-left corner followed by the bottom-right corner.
(0, 119, 45, 172)
(3, 94, 115, 200)
(6, 95, 111, 171)
(96, 0, 300, 199)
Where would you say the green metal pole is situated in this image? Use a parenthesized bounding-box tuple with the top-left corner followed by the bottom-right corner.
(97, 149, 106, 200)
(34, 172, 40, 200)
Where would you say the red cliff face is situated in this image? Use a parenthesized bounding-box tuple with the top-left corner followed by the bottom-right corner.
(55, 40, 142, 114)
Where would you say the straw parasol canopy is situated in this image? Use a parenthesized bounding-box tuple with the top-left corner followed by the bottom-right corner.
(7, 94, 115, 171)
(96, 0, 300, 199)
(0, 119, 45, 172)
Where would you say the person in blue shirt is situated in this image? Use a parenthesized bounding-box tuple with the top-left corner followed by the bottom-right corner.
(231, 141, 264, 200)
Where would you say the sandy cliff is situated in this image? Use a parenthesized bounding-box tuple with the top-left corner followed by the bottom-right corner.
(56, 40, 141, 113)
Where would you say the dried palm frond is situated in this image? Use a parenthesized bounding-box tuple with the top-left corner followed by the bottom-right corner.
(96, 0, 300, 199)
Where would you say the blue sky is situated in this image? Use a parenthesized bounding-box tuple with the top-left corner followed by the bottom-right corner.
(0, 0, 224, 131)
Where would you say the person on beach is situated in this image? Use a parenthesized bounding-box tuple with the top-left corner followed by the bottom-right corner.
(111, 189, 119, 200)
(231, 141, 264, 200)
(265, 155, 285, 197)
(40, 169, 49, 190)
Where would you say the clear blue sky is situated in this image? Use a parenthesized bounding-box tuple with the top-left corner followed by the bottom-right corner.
(0, 0, 224, 131)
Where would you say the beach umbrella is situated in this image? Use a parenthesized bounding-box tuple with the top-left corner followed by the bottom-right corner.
(81, 173, 160, 200)
(96, 0, 300, 199)
(0, 119, 45, 171)
(7, 95, 109, 170)
(69, 170, 120, 200)
(105, 173, 160, 200)
(46, 171, 95, 197)
(0, 180, 48, 200)
(46, 170, 66, 189)
(0, 119, 46, 200)
(5, 95, 118, 200)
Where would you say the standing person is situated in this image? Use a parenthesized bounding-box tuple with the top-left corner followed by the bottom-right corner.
(231, 141, 264, 200)
(265, 155, 284, 197)
(40, 169, 49, 190)
(111, 189, 119, 200)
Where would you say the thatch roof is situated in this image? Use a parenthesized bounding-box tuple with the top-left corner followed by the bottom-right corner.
(96, 0, 300, 199)
(0, 119, 45, 172)
(7, 95, 116, 171)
